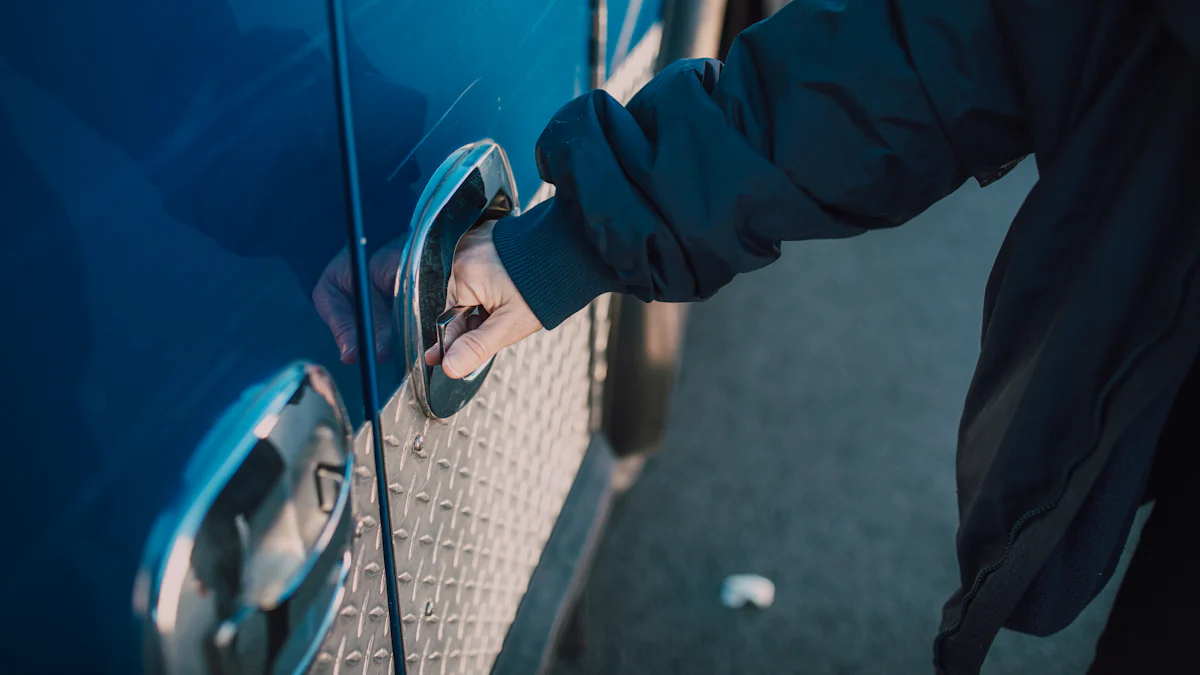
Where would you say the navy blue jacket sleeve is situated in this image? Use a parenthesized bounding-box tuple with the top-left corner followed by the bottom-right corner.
(494, 0, 1032, 328)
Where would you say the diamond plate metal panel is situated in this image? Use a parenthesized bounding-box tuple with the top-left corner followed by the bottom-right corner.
(309, 256, 596, 675)
(378, 307, 594, 674)
(306, 22, 659, 672)
(309, 422, 395, 674)
(588, 293, 613, 432)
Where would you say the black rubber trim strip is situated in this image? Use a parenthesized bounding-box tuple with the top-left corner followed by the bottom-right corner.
(323, 0, 407, 671)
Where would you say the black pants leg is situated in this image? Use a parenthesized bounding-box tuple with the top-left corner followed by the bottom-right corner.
(1087, 367, 1200, 674)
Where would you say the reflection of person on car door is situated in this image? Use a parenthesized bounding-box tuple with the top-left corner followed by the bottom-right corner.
(1, 1, 425, 295)
(0, 2, 423, 672)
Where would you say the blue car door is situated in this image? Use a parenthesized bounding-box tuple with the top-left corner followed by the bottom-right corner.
(0, 0, 676, 672)
(0, 1, 398, 672)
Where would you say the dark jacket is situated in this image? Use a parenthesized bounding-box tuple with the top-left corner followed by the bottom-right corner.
(494, 1, 1200, 672)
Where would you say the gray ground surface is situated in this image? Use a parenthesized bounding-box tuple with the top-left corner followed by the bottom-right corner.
(553, 161, 1146, 675)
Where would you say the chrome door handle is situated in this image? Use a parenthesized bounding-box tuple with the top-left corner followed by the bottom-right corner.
(396, 139, 519, 419)
(135, 363, 355, 675)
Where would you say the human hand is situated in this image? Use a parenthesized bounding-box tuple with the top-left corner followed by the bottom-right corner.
(312, 241, 402, 364)
(425, 220, 543, 378)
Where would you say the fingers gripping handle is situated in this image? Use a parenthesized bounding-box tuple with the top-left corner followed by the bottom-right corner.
(436, 305, 488, 380)
(395, 140, 519, 419)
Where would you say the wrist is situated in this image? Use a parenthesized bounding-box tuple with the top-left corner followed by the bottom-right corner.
(493, 198, 621, 329)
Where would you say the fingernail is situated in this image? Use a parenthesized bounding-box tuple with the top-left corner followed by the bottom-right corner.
(442, 352, 463, 379)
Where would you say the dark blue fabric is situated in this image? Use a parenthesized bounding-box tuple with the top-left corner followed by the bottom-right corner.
(496, 0, 997, 326)
(1006, 384, 1177, 637)
(495, 1, 1200, 673)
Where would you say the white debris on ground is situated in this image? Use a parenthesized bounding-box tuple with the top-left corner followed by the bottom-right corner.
(720, 574, 776, 609)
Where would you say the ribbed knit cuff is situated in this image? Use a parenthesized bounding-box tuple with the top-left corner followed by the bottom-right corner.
(493, 197, 621, 329)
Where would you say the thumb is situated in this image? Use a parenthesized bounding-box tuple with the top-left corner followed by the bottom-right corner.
(441, 309, 529, 379)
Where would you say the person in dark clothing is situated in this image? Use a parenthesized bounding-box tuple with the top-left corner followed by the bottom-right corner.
(398, 1, 1200, 672)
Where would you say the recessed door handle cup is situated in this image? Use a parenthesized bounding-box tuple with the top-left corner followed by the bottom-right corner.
(396, 140, 519, 419)
(136, 363, 355, 675)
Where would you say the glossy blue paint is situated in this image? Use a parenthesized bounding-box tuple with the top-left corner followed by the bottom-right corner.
(0, 0, 587, 671)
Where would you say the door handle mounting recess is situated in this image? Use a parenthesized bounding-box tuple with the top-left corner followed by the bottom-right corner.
(395, 139, 520, 419)
(135, 362, 355, 675)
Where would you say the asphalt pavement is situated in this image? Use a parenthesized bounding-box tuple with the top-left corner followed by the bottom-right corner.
(553, 160, 1148, 675)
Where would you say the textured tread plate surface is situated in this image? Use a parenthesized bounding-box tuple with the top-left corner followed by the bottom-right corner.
(310, 421, 396, 674)
(381, 308, 594, 673)
(308, 24, 660, 674)
(309, 307, 593, 674)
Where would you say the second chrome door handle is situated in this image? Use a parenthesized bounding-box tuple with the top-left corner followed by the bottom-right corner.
(135, 363, 355, 675)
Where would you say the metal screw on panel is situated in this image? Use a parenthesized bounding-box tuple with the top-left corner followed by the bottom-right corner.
(354, 515, 377, 539)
